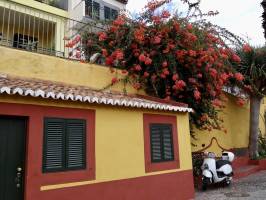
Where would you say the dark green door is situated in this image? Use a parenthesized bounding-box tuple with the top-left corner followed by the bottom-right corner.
(0, 117, 26, 200)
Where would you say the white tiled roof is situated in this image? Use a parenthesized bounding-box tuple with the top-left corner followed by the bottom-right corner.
(0, 74, 193, 113)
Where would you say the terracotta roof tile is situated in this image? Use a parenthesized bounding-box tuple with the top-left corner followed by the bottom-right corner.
(0, 74, 193, 113)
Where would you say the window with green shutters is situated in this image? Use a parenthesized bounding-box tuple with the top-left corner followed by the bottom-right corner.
(43, 118, 86, 173)
(150, 124, 174, 163)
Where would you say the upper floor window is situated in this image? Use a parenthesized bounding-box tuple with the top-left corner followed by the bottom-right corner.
(93, 2, 100, 20)
(85, 0, 100, 20)
(35, 0, 68, 10)
(104, 6, 119, 20)
(43, 118, 86, 173)
(111, 9, 118, 19)
(85, 0, 93, 18)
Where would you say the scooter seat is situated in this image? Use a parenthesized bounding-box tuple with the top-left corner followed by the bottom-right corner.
(216, 160, 231, 169)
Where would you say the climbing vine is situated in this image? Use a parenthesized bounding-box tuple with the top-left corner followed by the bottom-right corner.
(82, 0, 246, 132)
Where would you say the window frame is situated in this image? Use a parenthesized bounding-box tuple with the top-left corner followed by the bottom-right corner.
(85, 0, 92, 18)
(111, 9, 118, 20)
(92, 1, 100, 20)
(143, 114, 180, 173)
(104, 6, 111, 20)
(42, 118, 87, 173)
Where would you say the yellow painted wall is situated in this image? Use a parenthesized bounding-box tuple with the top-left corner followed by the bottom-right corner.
(0, 46, 143, 94)
(260, 97, 266, 136)
(0, 94, 192, 191)
(192, 95, 250, 156)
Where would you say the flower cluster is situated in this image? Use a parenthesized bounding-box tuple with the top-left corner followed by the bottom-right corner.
(83, 0, 244, 131)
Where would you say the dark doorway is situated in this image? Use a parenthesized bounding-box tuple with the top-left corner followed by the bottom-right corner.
(0, 117, 27, 200)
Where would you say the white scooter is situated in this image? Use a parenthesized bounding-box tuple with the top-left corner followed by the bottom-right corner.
(201, 151, 235, 190)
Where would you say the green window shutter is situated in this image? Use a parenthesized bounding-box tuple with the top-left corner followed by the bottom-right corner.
(43, 118, 86, 173)
(150, 125, 163, 162)
(150, 124, 174, 163)
(43, 118, 65, 172)
(161, 125, 174, 161)
(66, 120, 86, 170)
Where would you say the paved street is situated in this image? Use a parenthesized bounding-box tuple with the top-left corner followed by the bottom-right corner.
(195, 170, 266, 200)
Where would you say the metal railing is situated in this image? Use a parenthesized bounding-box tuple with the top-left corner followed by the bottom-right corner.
(0, 0, 104, 61)
(34, 0, 68, 11)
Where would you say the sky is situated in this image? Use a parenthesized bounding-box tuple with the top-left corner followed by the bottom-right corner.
(126, 0, 265, 46)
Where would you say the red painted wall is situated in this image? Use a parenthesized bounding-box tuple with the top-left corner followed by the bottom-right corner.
(40, 170, 194, 200)
(0, 103, 95, 200)
(0, 102, 194, 200)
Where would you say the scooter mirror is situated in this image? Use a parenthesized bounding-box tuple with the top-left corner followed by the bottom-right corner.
(207, 152, 216, 158)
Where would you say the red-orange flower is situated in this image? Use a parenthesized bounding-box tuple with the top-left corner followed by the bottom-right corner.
(194, 90, 201, 100)
(134, 64, 142, 71)
(111, 77, 118, 84)
(162, 61, 168, 68)
(102, 49, 108, 57)
(161, 10, 171, 18)
(143, 72, 150, 77)
(145, 57, 152, 65)
(234, 72, 244, 81)
(236, 98, 245, 106)
(172, 74, 178, 81)
(153, 36, 161, 44)
(232, 54, 241, 63)
(98, 32, 107, 41)
(113, 16, 125, 26)
(243, 44, 252, 53)
(139, 54, 146, 62)
(115, 49, 124, 60)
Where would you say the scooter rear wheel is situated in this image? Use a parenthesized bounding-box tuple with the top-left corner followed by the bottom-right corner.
(202, 177, 210, 191)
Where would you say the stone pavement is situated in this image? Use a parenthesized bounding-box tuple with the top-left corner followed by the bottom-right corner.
(195, 170, 266, 200)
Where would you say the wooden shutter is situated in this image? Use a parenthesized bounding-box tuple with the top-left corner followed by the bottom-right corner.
(43, 118, 86, 172)
(150, 124, 174, 162)
(43, 118, 65, 172)
(150, 125, 163, 162)
(66, 120, 86, 169)
(161, 125, 174, 161)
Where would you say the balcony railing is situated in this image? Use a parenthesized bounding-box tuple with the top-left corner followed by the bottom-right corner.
(34, 0, 68, 11)
(0, 0, 104, 61)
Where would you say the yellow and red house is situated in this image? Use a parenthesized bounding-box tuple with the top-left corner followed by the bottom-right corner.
(0, 45, 194, 200)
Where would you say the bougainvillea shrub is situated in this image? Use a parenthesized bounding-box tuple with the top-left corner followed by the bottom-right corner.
(83, 0, 245, 132)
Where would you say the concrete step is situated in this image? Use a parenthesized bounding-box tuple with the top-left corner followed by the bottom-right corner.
(234, 165, 261, 179)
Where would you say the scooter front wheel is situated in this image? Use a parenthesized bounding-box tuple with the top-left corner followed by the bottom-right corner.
(225, 179, 232, 186)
